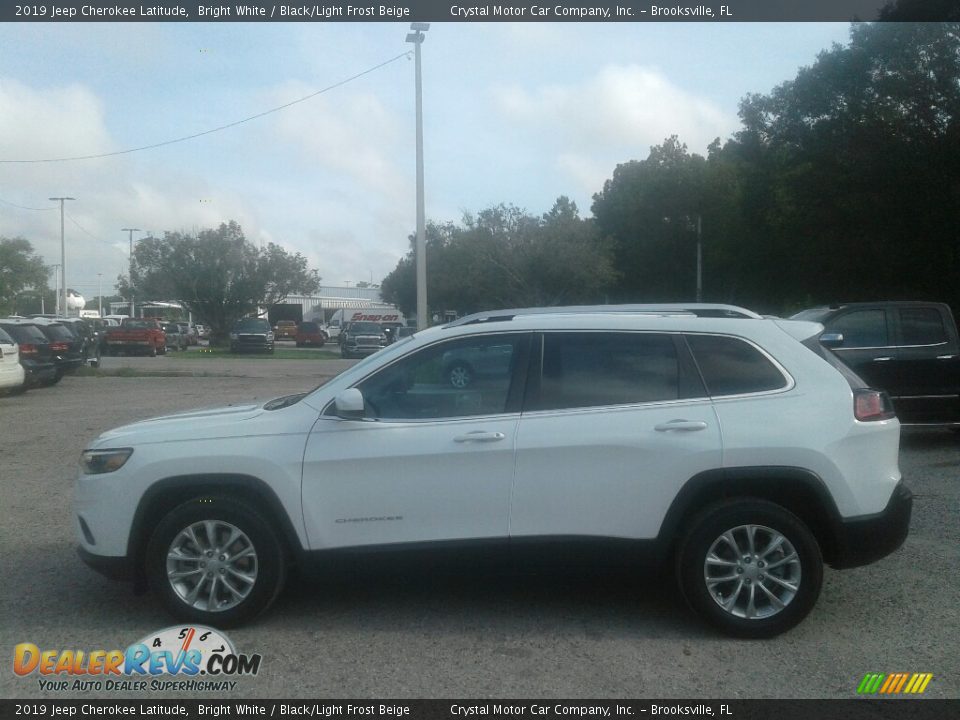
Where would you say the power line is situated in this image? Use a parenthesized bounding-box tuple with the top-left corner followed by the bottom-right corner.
(0, 51, 411, 164)
(0, 196, 58, 211)
(66, 213, 126, 251)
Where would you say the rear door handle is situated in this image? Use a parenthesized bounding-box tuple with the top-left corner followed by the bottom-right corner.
(654, 420, 708, 432)
(454, 431, 506, 443)
(936, 355, 957, 360)
(872, 357, 893, 362)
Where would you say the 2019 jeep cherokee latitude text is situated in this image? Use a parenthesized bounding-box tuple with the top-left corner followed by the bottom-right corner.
(74, 305, 911, 637)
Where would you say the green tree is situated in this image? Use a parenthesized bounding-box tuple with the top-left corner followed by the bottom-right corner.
(0, 237, 49, 315)
(591, 136, 709, 302)
(726, 21, 960, 310)
(381, 199, 616, 318)
(118, 221, 320, 343)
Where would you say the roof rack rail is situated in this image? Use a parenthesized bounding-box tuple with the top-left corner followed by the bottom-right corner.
(446, 303, 762, 327)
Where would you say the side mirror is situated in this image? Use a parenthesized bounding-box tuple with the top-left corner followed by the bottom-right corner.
(820, 333, 844, 348)
(334, 388, 365, 420)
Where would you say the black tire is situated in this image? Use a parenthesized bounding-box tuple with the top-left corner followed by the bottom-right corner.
(149, 344, 157, 358)
(145, 495, 287, 628)
(676, 499, 822, 638)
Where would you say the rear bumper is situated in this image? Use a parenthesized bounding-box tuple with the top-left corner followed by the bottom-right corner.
(830, 482, 913, 569)
(22, 359, 57, 386)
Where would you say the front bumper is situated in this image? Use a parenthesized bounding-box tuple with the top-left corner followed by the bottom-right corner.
(77, 545, 133, 581)
(830, 482, 913, 569)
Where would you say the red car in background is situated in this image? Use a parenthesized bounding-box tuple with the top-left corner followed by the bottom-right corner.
(295, 321, 328, 347)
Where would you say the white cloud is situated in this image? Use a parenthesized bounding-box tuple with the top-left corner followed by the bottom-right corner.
(492, 64, 737, 199)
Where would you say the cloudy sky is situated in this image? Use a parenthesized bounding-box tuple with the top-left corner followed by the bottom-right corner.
(0, 21, 852, 300)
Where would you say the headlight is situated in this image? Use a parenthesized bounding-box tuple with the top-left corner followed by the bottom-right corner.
(230, 333, 239, 340)
(266, 332, 275, 341)
(81, 448, 133, 475)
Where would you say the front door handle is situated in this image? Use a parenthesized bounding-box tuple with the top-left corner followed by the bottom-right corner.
(654, 420, 708, 432)
(454, 431, 506, 443)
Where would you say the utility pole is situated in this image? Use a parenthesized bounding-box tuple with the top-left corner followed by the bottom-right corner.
(406, 22, 429, 330)
(122, 228, 141, 317)
(97, 273, 103, 317)
(49, 197, 75, 317)
(50, 264, 61, 315)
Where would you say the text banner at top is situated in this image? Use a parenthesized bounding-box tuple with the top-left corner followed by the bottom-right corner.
(2, 1, 952, 23)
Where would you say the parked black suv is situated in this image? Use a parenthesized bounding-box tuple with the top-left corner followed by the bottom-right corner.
(229, 317, 275, 354)
(0, 319, 59, 387)
(792, 301, 960, 425)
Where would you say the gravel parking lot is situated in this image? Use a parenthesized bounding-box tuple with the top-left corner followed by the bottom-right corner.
(1, 350, 958, 699)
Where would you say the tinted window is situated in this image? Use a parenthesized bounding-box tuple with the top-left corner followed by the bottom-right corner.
(534, 332, 680, 411)
(300, 322, 319, 332)
(687, 334, 788, 396)
(899, 308, 947, 345)
(828, 310, 888, 347)
(1, 324, 48, 344)
(0, 327, 13, 344)
(40, 324, 73, 341)
(355, 334, 524, 419)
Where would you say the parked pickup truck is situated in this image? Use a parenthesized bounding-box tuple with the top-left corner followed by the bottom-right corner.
(105, 319, 167, 357)
(792, 301, 960, 426)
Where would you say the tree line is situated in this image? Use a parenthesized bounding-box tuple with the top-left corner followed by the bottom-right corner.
(383, 21, 960, 318)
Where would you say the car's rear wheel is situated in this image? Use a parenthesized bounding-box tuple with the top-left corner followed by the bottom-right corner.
(676, 499, 822, 638)
(146, 496, 287, 627)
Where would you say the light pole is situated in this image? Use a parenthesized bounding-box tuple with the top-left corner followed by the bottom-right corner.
(406, 22, 429, 330)
(122, 228, 141, 317)
(97, 273, 103, 317)
(49, 197, 75, 317)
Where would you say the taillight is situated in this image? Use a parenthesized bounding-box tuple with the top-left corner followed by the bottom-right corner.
(19, 343, 37, 355)
(854, 389, 896, 422)
(51, 341, 69, 351)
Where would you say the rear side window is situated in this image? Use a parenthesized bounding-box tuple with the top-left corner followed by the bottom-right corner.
(828, 310, 889, 348)
(533, 332, 682, 411)
(899, 307, 947, 345)
(686, 334, 788, 396)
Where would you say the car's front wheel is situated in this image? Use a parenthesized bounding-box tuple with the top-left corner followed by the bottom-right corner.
(676, 499, 822, 638)
(145, 496, 287, 627)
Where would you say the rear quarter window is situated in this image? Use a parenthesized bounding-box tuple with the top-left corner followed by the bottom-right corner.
(899, 307, 948, 345)
(686, 334, 788, 396)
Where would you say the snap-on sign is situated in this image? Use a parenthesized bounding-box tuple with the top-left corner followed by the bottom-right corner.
(350, 313, 400, 322)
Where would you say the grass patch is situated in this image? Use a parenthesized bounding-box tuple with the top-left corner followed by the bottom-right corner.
(168, 348, 341, 361)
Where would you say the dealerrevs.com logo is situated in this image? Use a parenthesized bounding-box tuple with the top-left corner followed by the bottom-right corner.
(13, 626, 262, 692)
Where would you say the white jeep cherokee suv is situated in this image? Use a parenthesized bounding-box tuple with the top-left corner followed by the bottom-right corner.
(74, 305, 911, 637)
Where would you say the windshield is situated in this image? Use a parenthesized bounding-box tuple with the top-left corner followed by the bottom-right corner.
(300, 322, 318, 332)
(123, 320, 152, 329)
(349, 322, 382, 334)
(235, 319, 269, 331)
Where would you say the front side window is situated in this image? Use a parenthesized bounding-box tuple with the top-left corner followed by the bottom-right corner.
(686, 334, 788, 396)
(899, 307, 947, 346)
(355, 334, 526, 420)
(828, 310, 889, 348)
(532, 332, 682, 411)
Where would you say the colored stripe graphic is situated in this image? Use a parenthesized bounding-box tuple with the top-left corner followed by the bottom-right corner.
(858, 673, 933, 694)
